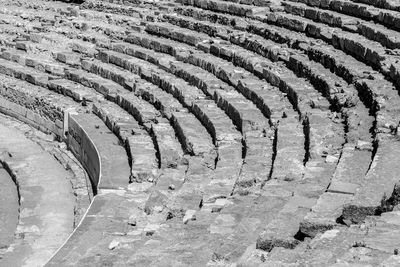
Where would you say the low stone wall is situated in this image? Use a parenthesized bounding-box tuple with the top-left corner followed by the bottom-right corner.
(67, 114, 100, 194)
(0, 95, 65, 139)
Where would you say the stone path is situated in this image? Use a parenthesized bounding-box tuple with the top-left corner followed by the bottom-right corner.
(0, 116, 75, 267)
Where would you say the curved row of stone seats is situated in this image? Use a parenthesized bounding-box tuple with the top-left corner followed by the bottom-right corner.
(0, 45, 165, 185)
(92, 102, 159, 182)
(172, 0, 400, 244)
(0, 48, 132, 190)
(101, 40, 271, 191)
(96, 48, 243, 147)
(159, 7, 384, 251)
(120, 31, 303, 191)
(289, 0, 400, 31)
(179, 5, 400, 135)
(61, 64, 186, 171)
(283, 0, 400, 49)
(60, 52, 187, 172)
(174, 0, 400, 90)
(352, 0, 400, 11)
(233, 10, 400, 230)
(188, 0, 400, 239)
(0, 68, 81, 138)
(257, 5, 400, 89)
(79, 57, 217, 167)
(144, 19, 344, 159)
(59, 46, 218, 176)
(139, 21, 341, 201)
(141, 16, 349, 250)
(80, 0, 155, 17)
(159, 7, 369, 157)
(121, 35, 281, 127)
(219, 0, 277, 6)
(287, 54, 374, 144)
(177, 0, 270, 17)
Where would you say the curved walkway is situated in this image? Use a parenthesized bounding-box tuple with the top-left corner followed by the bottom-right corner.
(0, 117, 75, 267)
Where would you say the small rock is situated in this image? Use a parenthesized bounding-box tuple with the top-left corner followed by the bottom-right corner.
(128, 216, 137, 226)
(356, 140, 373, 151)
(183, 210, 197, 224)
(168, 184, 175, 190)
(212, 206, 223, 213)
(144, 224, 160, 235)
(108, 240, 120, 250)
(95, 125, 100, 129)
(325, 155, 338, 164)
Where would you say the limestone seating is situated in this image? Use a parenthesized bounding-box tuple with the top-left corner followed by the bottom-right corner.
(92, 102, 159, 183)
(177, 0, 270, 17)
(352, 0, 400, 11)
(2, 48, 168, 184)
(145, 18, 344, 161)
(292, 0, 400, 31)
(144, 14, 349, 250)
(122, 31, 303, 191)
(156, 3, 396, 253)
(79, 57, 217, 165)
(283, 0, 400, 49)
(257, 8, 400, 90)
(57, 48, 215, 167)
(60, 53, 188, 173)
(96, 48, 242, 147)
(0, 48, 134, 191)
(174, 0, 400, 97)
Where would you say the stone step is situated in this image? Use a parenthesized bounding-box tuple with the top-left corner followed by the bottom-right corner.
(124, 34, 280, 131)
(271, 117, 305, 181)
(114, 92, 186, 169)
(256, 194, 316, 251)
(258, 9, 400, 92)
(156, 14, 323, 116)
(1, 48, 65, 76)
(0, 50, 107, 103)
(96, 48, 242, 146)
(78, 58, 216, 162)
(0, 121, 75, 266)
(0, 72, 82, 138)
(238, 12, 400, 134)
(283, 0, 400, 49)
(287, 53, 375, 144)
(48, 78, 103, 102)
(305, 44, 400, 134)
(92, 101, 159, 183)
(351, 0, 400, 11)
(139, 20, 348, 187)
(341, 138, 400, 224)
(299, 144, 373, 238)
(293, 0, 400, 31)
(177, 0, 269, 17)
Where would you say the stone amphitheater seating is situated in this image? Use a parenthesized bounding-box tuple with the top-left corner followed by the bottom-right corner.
(0, 0, 400, 265)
